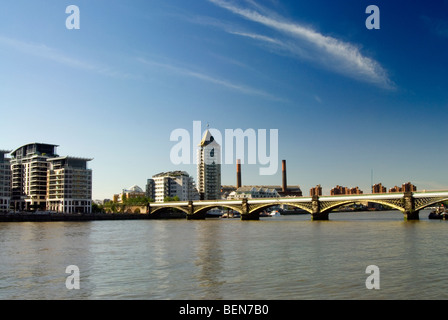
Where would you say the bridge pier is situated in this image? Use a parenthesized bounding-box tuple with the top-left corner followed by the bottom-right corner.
(311, 195, 329, 221)
(403, 192, 419, 221)
(241, 212, 260, 220)
(403, 210, 420, 221)
(311, 211, 329, 221)
(186, 212, 206, 220)
(186, 201, 206, 220)
(240, 198, 259, 221)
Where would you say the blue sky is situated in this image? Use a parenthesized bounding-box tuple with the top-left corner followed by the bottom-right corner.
(1, 0, 447, 199)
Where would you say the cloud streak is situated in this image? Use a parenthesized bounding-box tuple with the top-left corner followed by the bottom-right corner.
(207, 0, 395, 89)
(0, 35, 135, 79)
(138, 57, 285, 101)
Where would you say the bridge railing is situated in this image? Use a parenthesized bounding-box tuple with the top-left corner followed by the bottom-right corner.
(148, 190, 448, 206)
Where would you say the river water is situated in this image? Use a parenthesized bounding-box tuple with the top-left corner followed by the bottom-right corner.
(0, 210, 447, 300)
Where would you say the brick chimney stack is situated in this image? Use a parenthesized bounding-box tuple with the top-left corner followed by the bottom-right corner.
(236, 159, 242, 189)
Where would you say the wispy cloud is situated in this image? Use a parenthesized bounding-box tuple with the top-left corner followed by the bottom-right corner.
(207, 0, 395, 90)
(228, 30, 281, 45)
(0, 35, 135, 79)
(137, 57, 285, 101)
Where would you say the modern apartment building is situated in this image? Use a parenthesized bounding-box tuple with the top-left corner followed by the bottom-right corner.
(7, 143, 93, 213)
(197, 130, 221, 200)
(10, 143, 59, 211)
(0, 150, 11, 212)
(146, 179, 155, 201)
(149, 171, 199, 202)
(46, 156, 92, 214)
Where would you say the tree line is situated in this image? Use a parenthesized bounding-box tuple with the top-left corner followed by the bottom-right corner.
(92, 195, 181, 213)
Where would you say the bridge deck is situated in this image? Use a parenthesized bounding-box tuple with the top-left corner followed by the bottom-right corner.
(149, 190, 448, 207)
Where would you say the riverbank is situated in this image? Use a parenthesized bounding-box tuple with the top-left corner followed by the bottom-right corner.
(0, 212, 185, 222)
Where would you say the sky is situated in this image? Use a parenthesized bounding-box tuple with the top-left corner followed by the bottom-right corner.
(1, 0, 447, 200)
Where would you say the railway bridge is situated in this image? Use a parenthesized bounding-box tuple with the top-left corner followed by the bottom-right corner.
(147, 191, 448, 221)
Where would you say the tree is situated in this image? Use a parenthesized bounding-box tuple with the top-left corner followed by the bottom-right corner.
(164, 196, 180, 202)
(92, 203, 103, 213)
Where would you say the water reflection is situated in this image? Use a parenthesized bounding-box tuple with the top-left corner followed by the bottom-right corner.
(1, 212, 448, 300)
(193, 221, 225, 299)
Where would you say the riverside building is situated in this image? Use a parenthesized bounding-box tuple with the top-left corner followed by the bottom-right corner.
(10, 143, 59, 211)
(46, 156, 93, 214)
(149, 171, 199, 202)
(9, 143, 93, 213)
(0, 150, 11, 212)
(197, 130, 221, 200)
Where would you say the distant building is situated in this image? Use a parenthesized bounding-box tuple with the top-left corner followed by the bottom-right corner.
(227, 186, 279, 200)
(331, 185, 363, 195)
(309, 185, 322, 197)
(402, 182, 417, 192)
(0, 150, 11, 212)
(221, 185, 236, 199)
(277, 185, 303, 197)
(389, 186, 401, 193)
(197, 130, 221, 200)
(46, 156, 93, 214)
(331, 185, 349, 195)
(389, 182, 417, 193)
(113, 185, 146, 203)
(349, 187, 363, 195)
(150, 171, 199, 202)
(10, 143, 59, 211)
(372, 183, 387, 194)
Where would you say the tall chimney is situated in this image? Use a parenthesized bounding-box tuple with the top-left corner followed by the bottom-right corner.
(282, 160, 287, 193)
(236, 159, 242, 189)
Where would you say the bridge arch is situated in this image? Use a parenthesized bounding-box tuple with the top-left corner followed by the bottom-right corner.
(194, 204, 243, 215)
(150, 205, 190, 215)
(414, 197, 448, 211)
(248, 202, 313, 214)
(319, 199, 405, 214)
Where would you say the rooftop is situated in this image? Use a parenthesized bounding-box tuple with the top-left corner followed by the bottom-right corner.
(10, 143, 59, 157)
(123, 185, 144, 193)
(47, 156, 93, 162)
(152, 170, 191, 178)
(198, 130, 219, 147)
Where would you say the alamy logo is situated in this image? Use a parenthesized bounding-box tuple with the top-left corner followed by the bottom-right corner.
(365, 5, 380, 30)
(365, 265, 380, 289)
(170, 121, 279, 175)
(66, 5, 80, 30)
(65, 265, 80, 290)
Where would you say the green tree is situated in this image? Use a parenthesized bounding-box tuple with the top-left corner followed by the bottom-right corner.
(92, 202, 103, 213)
(164, 195, 180, 202)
